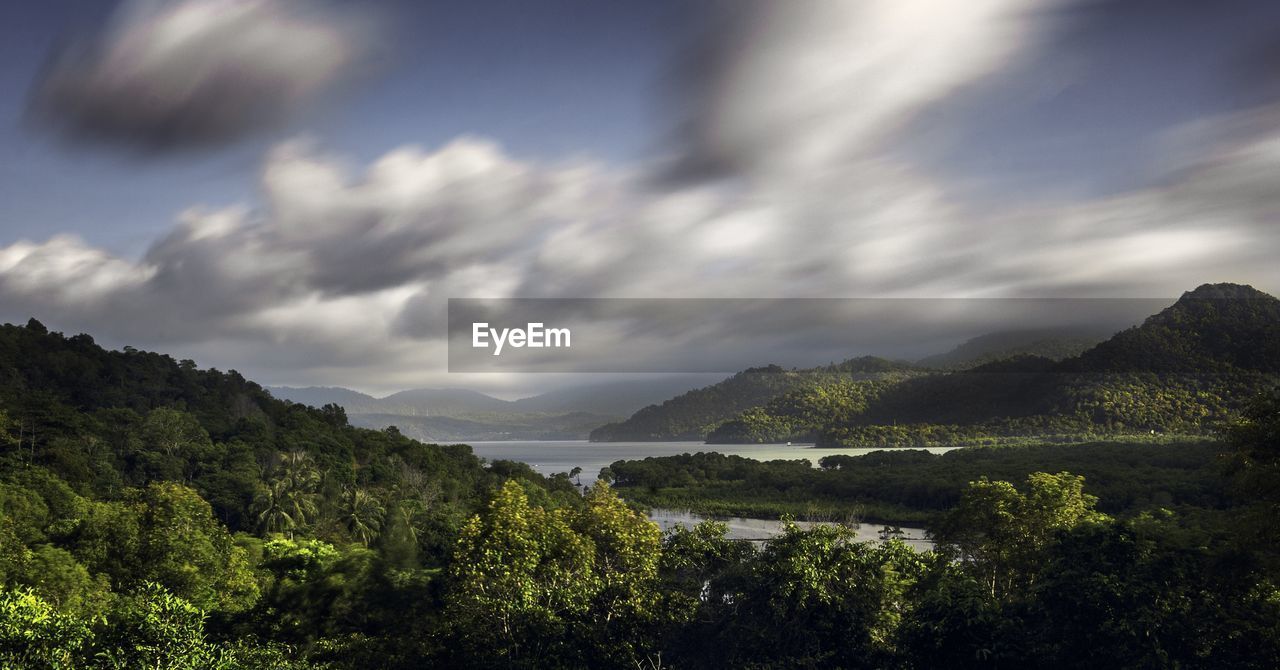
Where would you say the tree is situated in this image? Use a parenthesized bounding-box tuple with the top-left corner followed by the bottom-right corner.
(137, 409, 214, 482)
(0, 584, 296, 670)
(141, 409, 210, 459)
(17, 545, 112, 619)
(0, 587, 91, 669)
(253, 451, 320, 537)
(1224, 388, 1280, 551)
(677, 523, 926, 669)
(932, 472, 1106, 599)
(445, 480, 596, 667)
(130, 483, 260, 612)
(90, 583, 221, 670)
(340, 486, 386, 547)
(569, 482, 664, 667)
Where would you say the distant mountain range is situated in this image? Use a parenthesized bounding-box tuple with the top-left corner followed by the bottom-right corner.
(268, 375, 725, 442)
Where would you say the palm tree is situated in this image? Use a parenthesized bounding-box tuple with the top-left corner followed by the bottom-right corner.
(255, 479, 299, 536)
(341, 486, 386, 546)
(280, 450, 320, 491)
(253, 452, 320, 537)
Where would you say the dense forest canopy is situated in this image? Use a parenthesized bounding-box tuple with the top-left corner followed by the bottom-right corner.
(605, 440, 1222, 524)
(2, 297, 1280, 668)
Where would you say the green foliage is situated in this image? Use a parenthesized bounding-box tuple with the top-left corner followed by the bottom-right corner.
(0, 584, 303, 670)
(441, 480, 670, 668)
(609, 440, 1221, 523)
(707, 378, 895, 444)
(3, 303, 1280, 668)
(444, 480, 597, 666)
(931, 472, 1107, 599)
(0, 587, 92, 669)
(591, 359, 917, 442)
(129, 482, 260, 611)
(91, 583, 220, 669)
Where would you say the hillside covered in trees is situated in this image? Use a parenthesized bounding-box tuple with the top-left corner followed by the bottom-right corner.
(590, 358, 920, 442)
(606, 284, 1280, 447)
(2, 317, 1280, 668)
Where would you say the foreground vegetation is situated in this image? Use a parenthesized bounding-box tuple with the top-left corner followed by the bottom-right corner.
(3, 319, 1280, 668)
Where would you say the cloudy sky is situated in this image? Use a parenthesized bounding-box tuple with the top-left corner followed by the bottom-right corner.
(1, 0, 1279, 395)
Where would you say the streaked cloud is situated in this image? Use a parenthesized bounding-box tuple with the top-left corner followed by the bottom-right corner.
(29, 0, 369, 151)
(671, 0, 1044, 179)
(3, 0, 1279, 391)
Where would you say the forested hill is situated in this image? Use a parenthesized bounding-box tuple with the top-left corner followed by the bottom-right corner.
(4, 316, 1280, 668)
(589, 357, 918, 441)
(0, 317, 502, 531)
(0, 317, 497, 656)
(818, 283, 1280, 445)
(0, 317, 585, 666)
(1067, 283, 1280, 373)
(607, 283, 1280, 446)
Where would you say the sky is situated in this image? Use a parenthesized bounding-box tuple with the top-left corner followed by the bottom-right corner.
(1, 0, 1279, 395)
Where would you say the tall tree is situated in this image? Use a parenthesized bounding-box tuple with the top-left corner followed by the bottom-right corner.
(445, 481, 596, 667)
(340, 486, 385, 547)
(932, 471, 1106, 599)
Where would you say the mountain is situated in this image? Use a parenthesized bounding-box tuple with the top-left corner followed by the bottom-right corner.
(509, 375, 727, 416)
(917, 328, 1108, 370)
(817, 283, 1280, 446)
(373, 388, 514, 416)
(1068, 283, 1280, 374)
(603, 284, 1280, 447)
(268, 386, 506, 416)
(268, 385, 382, 412)
(348, 411, 615, 442)
(590, 358, 919, 442)
(271, 375, 719, 440)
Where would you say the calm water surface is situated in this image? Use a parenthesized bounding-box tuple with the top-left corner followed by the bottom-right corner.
(466, 440, 945, 550)
(649, 508, 933, 551)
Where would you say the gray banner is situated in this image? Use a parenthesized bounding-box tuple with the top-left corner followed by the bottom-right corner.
(447, 297, 1177, 373)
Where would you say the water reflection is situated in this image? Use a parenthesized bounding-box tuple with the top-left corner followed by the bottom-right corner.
(649, 508, 934, 552)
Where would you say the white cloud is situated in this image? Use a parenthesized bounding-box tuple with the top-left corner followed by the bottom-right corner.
(677, 0, 1044, 178)
(5, 0, 1280, 390)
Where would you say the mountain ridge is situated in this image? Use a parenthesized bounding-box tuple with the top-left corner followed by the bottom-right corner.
(595, 283, 1280, 444)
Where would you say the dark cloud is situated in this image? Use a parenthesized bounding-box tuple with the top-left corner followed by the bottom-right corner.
(28, 0, 370, 152)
